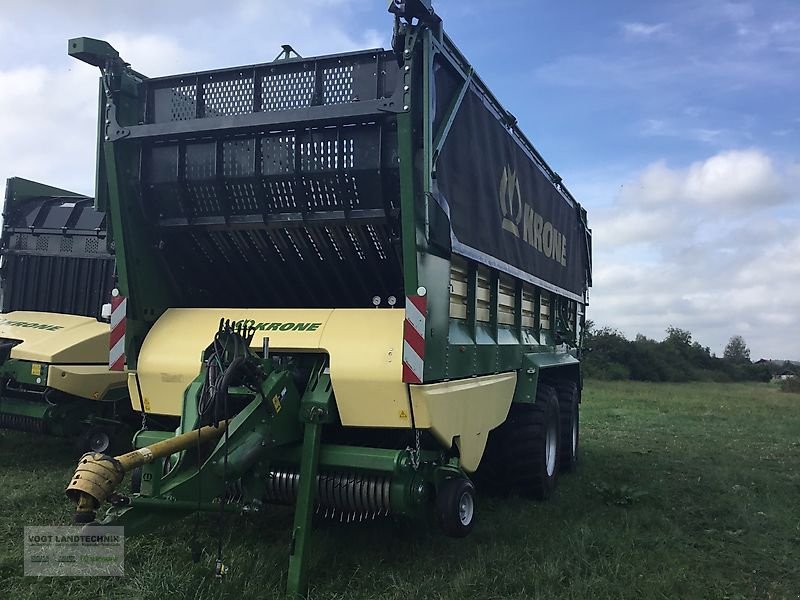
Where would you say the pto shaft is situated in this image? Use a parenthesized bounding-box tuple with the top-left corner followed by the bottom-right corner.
(65, 422, 228, 523)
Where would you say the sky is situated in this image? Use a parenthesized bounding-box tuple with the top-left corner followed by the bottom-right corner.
(0, 0, 797, 359)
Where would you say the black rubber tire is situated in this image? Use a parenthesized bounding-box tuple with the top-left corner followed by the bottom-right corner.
(554, 380, 580, 473)
(436, 478, 477, 538)
(473, 424, 510, 494)
(505, 384, 561, 500)
(82, 426, 113, 454)
(130, 467, 142, 494)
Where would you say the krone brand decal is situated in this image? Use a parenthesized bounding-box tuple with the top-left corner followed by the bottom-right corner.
(499, 166, 523, 237)
(230, 320, 322, 332)
(498, 165, 568, 267)
(0, 318, 63, 331)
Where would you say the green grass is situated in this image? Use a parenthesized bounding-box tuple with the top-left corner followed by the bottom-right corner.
(1, 380, 799, 599)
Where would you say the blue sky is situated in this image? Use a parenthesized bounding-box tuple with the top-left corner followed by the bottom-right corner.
(1, 0, 797, 358)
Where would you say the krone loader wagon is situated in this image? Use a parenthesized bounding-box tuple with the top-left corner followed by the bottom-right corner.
(66, 2, 592, 595)
(0, 177, 130, 451)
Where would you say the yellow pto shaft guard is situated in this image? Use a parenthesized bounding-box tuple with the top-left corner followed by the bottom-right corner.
(65, 421, 228, 523)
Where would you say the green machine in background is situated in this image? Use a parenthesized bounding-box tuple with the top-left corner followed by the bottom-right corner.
(0, 177, 131, 451)
(65, 1, 592, 596)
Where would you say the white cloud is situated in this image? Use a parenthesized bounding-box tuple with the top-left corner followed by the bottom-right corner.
(103, 33, 191, 76)
(619, 149, 788, 208)
(0, 65, 98, 195)
(684, 149, 785, 206)
(622, 22, 669, 38)
(586, 148, 800, 359)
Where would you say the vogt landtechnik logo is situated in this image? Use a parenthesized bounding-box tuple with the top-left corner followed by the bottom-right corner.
(24, 526, 124, 576)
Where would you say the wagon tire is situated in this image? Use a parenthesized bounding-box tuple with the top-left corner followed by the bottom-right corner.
(554, 380, 580, 473)
(505, 384, 560, 500)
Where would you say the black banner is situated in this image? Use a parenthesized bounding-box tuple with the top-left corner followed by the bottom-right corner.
(435, 85, 590, 299)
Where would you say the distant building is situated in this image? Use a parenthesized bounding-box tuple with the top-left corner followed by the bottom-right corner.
(756, 359, 799, 382)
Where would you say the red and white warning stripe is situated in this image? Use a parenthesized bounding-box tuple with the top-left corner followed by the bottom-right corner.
(109, 289, 126, 371)
(402, 290, 427, 384)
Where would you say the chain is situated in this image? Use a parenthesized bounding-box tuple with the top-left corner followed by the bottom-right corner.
(408, 428, 421, 470)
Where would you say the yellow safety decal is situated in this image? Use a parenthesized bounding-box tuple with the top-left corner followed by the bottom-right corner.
(272, 395, 282, 413)
(31, 364, 42, 376)
(399, 410, 408, 420)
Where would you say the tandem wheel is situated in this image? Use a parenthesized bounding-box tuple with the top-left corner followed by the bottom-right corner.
(436, 478, 476, 538)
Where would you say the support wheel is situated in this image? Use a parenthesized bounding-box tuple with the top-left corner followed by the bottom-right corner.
(436, 478, 476, 538)
(82, 426, 113, 454)
(506, 384, 561, 500)
(555, 380, 579, 473)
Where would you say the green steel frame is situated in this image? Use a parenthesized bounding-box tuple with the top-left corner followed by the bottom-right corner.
(66, 4, 590, 597)
(395, 21, 588, 385)
(69, 18, 589, 383)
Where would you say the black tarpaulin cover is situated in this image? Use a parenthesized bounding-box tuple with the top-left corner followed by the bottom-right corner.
(435, 84, 591, 300)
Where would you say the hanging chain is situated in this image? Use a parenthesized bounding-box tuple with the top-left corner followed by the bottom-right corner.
(408, 427, 421, 470)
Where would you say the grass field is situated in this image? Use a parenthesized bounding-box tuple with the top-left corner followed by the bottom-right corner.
(1, 380, 799, 599)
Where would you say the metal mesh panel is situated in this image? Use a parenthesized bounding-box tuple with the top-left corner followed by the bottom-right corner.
(85, 238, 99, 253)
(322, 65, 354, 105)
(135, 50, 402, 308)
(140, 121, 400, 308)
(223, 140, 259, 214)
(262, 69, 315, 111)
(147, 50, 398, 123)
(203, 74, 254, 117)
(145, 123, 390, 220)
(152, 84, 197, 122)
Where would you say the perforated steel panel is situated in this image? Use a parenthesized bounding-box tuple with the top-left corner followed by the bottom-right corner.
(144, 123, 393, 220)
(134, 49, 402, 308)
(262, 70, 315, 111)
(203, 74, 254, 117)
(139, 120, 400, 307)
(323, 65, 354, 105)
(152, 84, 198, 122)
(147, 50, 398, 123)
(85, 238, 100, 253)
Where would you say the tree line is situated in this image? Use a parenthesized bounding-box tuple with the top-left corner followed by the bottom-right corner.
(582, 323, 772, 383)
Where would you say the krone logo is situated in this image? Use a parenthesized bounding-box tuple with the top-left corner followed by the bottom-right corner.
(496, 165, 569, 268)
(498, 165, 523, 237)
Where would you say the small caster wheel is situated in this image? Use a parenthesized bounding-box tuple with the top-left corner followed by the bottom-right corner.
(436, 478, 476, 538)
(82, 426, 113, 453)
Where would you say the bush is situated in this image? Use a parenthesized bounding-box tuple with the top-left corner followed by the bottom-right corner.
(582, 323, 779, 384)
(780, 378, 800, 394)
